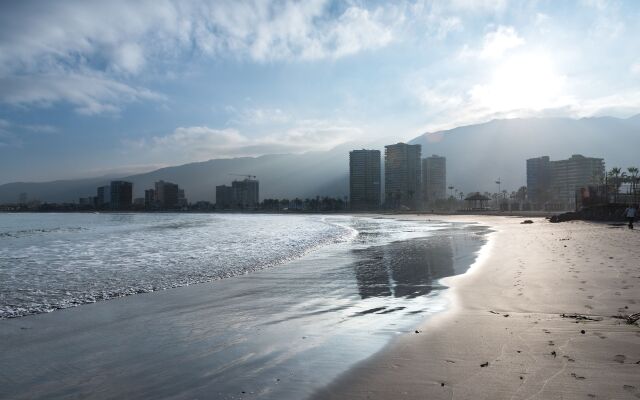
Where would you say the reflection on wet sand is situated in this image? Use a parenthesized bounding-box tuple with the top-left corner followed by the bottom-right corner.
(353, 234, 455, 299)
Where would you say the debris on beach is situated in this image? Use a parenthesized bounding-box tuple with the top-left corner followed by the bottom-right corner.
(560, 313, 602, 322)
(611, 312, 640, 325)
(521, 220, 533, 224)
(480, 362, 489, 367)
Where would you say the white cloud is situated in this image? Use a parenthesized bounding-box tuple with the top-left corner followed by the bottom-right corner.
(111, 43, 146, 74)
(0, 1, 401, 113)
(412, 50, 640, 132)
(436, 17, 463, 39)
(631, 62, 640, 75)
(480, 26, 525, 59)
(582, 0, 625, 39)
(0, 1, 398, 70)
(0, 73, 165, 115)
(449, 0, 508, 13)
(131, 120, 361, 161)
(228, 107, 291, 126)
(416, 83, 640, 133)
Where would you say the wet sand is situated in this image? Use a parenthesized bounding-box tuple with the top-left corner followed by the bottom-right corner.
(315, 216, 640, 399)
(0, 217, 487, 399)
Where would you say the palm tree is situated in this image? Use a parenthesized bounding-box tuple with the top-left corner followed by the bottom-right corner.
(628, 167, 639, 203)
(609, 167, 622, 203)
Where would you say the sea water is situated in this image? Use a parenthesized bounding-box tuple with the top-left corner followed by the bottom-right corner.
(0, 213, 490, 399)
(0, 213, 356, 318)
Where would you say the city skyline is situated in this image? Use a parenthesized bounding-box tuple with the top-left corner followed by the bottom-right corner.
(1, 1, 640, 184)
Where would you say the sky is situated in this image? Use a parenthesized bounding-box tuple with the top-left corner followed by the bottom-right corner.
(1, 0, 639, 184)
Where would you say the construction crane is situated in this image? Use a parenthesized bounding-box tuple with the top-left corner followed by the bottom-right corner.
(229, 173, 257, 180)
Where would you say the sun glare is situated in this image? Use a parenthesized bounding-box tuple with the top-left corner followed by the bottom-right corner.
(471, 52, 567, 114)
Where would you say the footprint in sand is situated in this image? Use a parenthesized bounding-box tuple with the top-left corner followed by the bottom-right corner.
(593, 332, 607, 339)
(570, 372, 586, 380)
(584, 305, 593, 309)
(587, 295, 594, 299)
(622, 385, 639, 397)
(613, 355, 626, 363)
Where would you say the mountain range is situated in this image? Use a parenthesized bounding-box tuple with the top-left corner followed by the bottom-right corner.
(1, 115, 639, 204)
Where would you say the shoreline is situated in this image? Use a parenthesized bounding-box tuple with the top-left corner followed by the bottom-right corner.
(313, 215, 640, 399)
(0, 215, 487, 399)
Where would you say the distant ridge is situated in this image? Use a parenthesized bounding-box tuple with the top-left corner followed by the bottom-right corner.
(1, 115, 639, 203)
(409, 115, 640, 193)
(0, 146, 352, 203)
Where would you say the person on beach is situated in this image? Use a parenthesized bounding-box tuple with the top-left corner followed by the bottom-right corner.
(624, 204, 637, 229)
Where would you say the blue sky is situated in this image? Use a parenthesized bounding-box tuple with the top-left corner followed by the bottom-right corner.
(1, 0, 639, 184)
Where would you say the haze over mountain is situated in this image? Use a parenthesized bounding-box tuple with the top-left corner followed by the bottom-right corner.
(1, 115, 638, 204)
(410, 114, 640, 195)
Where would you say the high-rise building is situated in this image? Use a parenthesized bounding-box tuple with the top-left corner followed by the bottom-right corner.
(526, 156, 551, 207)
(550, 154, 604, 209)
(154, 180, 180, 209)
(422, 155, 446, 203)
(216, 179, 259, 209)
(216, 185, 234, 209)
(349, 149, 381, 210)
(384, 143, 422, 210)
(232, 179, 259, 209)
(177, 189, 187, 207)
(527, 154, 604, 210)
(144, 189, 156, 208)
(96, 185, 111, 208)
(110, 181, 132, 210)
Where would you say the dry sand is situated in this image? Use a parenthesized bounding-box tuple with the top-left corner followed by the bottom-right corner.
(315, 216, 640, 399)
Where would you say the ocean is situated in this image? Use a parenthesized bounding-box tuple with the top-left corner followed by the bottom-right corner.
(0, 213, 489, 399)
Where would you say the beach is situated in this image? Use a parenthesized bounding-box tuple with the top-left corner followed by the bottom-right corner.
(1, 214, 638, 399)
(315, 216, 640, 399)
